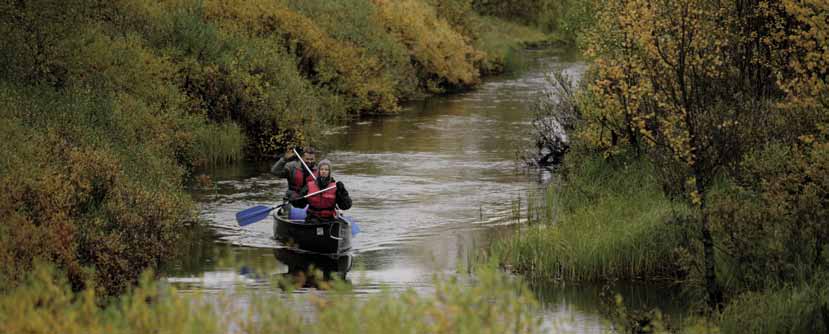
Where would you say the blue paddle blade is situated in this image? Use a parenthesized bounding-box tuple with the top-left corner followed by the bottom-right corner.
(342, 216, 360, 236)
(236, 205, 276, 226)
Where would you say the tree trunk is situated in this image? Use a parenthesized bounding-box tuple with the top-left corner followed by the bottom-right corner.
(699, 189, 723, 310)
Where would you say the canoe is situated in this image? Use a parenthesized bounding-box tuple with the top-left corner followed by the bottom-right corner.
(273, 207, 352, 255)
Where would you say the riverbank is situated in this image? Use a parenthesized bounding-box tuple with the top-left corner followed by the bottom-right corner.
(0, 0, 561, 295)
(491, 149, 829, 332)
(490, 153, 688, 283)
(489, 0, 829, 331)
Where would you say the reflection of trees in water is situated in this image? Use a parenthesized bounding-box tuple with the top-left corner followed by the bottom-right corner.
(162, 223, 232, 276)
(529, 280, 688, 322)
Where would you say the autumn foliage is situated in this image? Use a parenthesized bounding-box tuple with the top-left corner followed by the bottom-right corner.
(577, 0, 828, 314)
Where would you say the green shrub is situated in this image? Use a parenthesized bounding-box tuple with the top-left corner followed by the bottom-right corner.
(708, 139, 829, 295)
(470, 0, 595, 44)
(720, 276, 829, 334)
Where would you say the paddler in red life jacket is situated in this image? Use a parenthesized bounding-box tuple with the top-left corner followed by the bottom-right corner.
(270, 146, 316, 205)
(290, 159, 352, 224)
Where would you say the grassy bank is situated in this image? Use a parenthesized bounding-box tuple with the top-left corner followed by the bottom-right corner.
(490, 154, 688, 282)
(0, 264, 541, 334)
(0, 0, 557, 295)
(490, 151, 829, 331)
(719, 275, 829, 333)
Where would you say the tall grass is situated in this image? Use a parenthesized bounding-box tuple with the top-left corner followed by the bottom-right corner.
(0, 263, 542, 334)
(719, 275, 829, 333)
(490, 155, 688, 282)
(190, 122, 245, 167)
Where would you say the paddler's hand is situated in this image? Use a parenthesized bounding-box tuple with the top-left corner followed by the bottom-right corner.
(284, 149, 295, 160)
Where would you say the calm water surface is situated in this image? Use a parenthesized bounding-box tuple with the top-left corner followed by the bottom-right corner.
(166, 49, 683, 332)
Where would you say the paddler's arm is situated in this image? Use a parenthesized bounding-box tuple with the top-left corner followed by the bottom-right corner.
(270, 149, 295, 177)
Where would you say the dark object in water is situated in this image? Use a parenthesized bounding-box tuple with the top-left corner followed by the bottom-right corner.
(273, 247, 352, 281)
(273, 208, 352, 255)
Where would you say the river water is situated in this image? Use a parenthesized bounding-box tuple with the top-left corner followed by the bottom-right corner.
(166, 48, 683, 332)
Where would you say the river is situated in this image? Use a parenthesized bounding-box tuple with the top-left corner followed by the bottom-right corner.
(166, 48, 684, 333)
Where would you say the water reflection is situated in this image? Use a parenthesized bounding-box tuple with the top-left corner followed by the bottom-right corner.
(273, 248, 352, 283)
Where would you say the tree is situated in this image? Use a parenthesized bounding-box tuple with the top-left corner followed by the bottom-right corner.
(581, 0, 800, 308)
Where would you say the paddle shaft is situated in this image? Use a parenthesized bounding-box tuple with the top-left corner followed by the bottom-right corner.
(304, 184, 336, 198)
(293, 148, 317, 181)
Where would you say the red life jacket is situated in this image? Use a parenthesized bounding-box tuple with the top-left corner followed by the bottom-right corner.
(289, 166, 314, 191)
(306, 176, 337, 218)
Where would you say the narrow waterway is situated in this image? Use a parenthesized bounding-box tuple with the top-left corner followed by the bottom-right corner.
(166, 48, 684, 332)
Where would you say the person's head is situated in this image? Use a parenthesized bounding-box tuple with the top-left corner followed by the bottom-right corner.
(317, 159, 331, 178)
(301, 146, 316, 167)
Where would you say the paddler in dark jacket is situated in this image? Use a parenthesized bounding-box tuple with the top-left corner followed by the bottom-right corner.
(290, 159, 352, 224)
(271, 146, 316, 202)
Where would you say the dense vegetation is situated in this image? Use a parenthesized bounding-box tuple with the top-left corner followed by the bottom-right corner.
(494, 0, 828, 331)
(0, 0, 556, 296)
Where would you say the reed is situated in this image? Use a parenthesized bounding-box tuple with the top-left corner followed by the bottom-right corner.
(491, 156, 688, 282)
(191, 122, 245, 167)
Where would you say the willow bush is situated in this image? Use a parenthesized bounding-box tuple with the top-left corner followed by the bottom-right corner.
(0, 86, 191, 295)
(373, 0, 483, 93)
(286, 0, 421, 100)
(203, 0, 400, 114)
